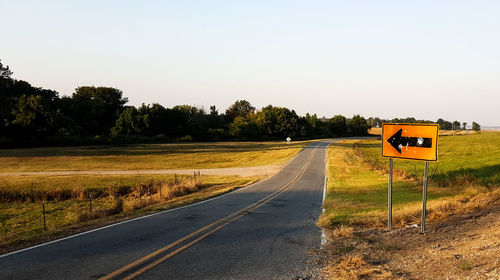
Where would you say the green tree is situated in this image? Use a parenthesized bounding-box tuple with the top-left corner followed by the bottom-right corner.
(348, 115, 369, 136)
(66, 86, 128, 135)
(6, 79, 62, 139)
(228, 115, 259, 139)
(0, 59, 13, 79)
(328, 115, 348, 136)
(436, 118, 452, 130)
(225, 100, 255, 122)
(111, 107, 143, 136)
(472, 122, 481, 131)
(256, 105, 299, 138)
(462, 122, 467, 130)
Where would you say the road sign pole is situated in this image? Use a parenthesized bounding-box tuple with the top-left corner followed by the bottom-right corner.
(421, 162, 429, 233)
(388, 158, 393, 229)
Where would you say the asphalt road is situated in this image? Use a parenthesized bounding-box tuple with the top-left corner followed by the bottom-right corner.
(0, 140, 332, 280)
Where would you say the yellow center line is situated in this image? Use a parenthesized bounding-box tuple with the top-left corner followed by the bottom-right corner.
(100, 146, 318, 280)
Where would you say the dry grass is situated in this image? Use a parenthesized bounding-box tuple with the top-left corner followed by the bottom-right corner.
(349, 188, 500, 228)
(0, 175, 258, 252)
(77, 199, 124, 222)
(320, 197, 500, 280)
(1, 174, 221, 203)
(332, 225, 354, 238)
(323, 255, 395, 280)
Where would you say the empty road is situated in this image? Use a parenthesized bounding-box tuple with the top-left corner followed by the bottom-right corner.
(0, 140, 332, 280)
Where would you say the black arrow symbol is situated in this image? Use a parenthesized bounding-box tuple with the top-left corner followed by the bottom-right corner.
(387, 129, 432, 153)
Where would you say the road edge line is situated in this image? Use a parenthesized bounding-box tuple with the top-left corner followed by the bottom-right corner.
(321, 139, 337, 249)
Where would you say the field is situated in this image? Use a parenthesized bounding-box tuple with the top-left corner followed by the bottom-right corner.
(320, 131, 500, 228)
(0, 140, 311, 253)
(320, 132, 500, 279)
(0, 141, 310, 172)
(0, 174, 258, 252)
(360, 131, 500, 187)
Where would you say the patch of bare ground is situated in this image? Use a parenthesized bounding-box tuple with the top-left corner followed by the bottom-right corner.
(320, 192, 500, 279)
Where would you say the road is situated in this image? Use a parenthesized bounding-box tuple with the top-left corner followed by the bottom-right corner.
(0, 140, 331, 280)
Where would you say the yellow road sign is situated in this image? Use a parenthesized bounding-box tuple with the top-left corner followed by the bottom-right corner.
(382, 123, 439, 161)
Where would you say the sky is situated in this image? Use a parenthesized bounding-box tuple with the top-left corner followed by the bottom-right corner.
(1, 1, 499, 126)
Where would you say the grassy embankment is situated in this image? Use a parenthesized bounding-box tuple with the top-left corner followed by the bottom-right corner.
(0, 140, 311, 252)
(320, 131, 500, 228)
(319, 132, 500, 279)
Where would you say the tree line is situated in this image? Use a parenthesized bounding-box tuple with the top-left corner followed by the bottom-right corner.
(366, 117, 481, 131)
(0, 60, 480, 148)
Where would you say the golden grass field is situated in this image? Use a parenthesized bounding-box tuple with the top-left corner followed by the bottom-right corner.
(0, 141, 311, 172)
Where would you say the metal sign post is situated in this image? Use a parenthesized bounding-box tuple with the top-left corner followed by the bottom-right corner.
(382, 123, 439, 234)
(421, 162, 429, 233)
(388, 158, 393, 229)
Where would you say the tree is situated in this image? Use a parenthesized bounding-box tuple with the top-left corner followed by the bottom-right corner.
(348, 115, 369, 136)
(256, 105, 299, 138)
(3, 79, 62, 140)
(452, 121, 461, 130)
(462, 122, 467, 130)
(206, 105, 223, 131)
(328, 115, 348, 136)
(0, 59, 13, 79)
(66, 86, 128, 135)
(436, 118, 452, 130)
(111, 107, 142, 136)
(229, 115, 259, 139)
(225, 100, 255, 122)
(300, 113, 327, 138)
(367, 117, 382, 128)
(168, 105, 208, 139)
(472, 122, 481, 131)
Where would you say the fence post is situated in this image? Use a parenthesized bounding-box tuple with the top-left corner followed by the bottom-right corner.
(89, 194, 93, 213)
(42, 200, 47, 231)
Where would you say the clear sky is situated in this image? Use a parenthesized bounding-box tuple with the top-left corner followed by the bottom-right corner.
(1, 1, 499, 126)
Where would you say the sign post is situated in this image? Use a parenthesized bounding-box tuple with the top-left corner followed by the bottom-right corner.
(421, 162, 429, 233)
(388, 158, 393, 229)
(382, 123, 438, 233)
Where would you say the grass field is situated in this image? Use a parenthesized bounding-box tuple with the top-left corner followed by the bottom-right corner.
(0, 174, 259, 252)
(0, 141, 311, 172)
(320, 132, 500, 228)
(360, 131, 500, 186)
